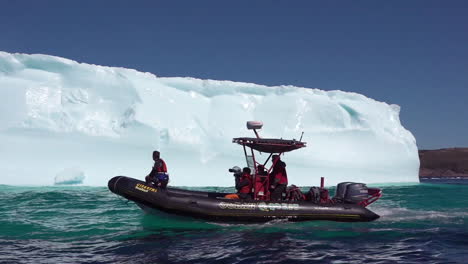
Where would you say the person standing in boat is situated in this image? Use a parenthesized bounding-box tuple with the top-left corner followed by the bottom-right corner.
(270, 154, 288, 201)
(236, 167, 253, 200)
(145, 151, 169, 188)
(229, 166, 242, 189)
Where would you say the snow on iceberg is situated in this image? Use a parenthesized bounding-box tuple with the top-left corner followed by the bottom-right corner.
(0, 51, 419, 186)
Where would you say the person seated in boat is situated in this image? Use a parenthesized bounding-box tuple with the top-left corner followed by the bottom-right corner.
(145, 151, 169, 188)
(269, 155, 288, 201)
(236, 167, 253, 200)
(257, 164, 268, 176)
(254, 164, 269, 197)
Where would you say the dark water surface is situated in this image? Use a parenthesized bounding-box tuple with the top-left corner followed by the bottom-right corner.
(1, 184, 467, 264)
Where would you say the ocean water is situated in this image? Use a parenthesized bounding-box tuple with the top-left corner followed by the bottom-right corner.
(0, 183, 467, 264)
(420, 178, 468, 185)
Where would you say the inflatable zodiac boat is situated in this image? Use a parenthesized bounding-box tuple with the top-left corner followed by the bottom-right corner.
(108, 121, 382, 223)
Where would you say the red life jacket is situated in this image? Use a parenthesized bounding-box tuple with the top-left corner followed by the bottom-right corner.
(155, 159, 167, 173)
(273, 164, 288, 185)
(319, 188, 331, 204)
(255, 174, 268, 196)
(239, 173, 252, 194)
(275, 170, 288, 185)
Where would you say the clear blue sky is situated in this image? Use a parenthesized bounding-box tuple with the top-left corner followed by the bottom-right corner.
(1, 0, 467, 149)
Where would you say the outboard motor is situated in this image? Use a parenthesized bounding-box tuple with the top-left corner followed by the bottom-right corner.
(333, 182, 354, 202)
(344, 183, 369, 204)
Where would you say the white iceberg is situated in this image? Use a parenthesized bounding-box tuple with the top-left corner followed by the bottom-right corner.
(54, 167, 85, 185)
(0, 51, 419, 186)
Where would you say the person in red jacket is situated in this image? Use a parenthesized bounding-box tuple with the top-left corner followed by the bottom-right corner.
(236, 167, 253, 200)
(145, 151, 169, 188)
(270, 155, 288, 201)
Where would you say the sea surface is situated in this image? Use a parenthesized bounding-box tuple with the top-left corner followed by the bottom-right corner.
(1, 183, 467, 264)
(420, 177, 468, 185)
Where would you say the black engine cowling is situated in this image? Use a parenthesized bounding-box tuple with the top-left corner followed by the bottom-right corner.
(333, 182, 353, 202)
(343, 183, 369, 204)
(333, 182, 369, 204)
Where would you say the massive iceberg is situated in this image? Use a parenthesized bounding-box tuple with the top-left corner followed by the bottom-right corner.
(0, 51, 419, 186)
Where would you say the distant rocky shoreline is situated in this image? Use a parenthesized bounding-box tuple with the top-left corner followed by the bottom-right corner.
(419, 148, 468, 178)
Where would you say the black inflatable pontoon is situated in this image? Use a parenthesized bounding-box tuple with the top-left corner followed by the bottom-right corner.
(108, 176, 379, 222)
(108, 121, 382, 223)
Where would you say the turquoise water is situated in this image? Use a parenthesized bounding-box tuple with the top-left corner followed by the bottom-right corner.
(1, 183, 467, 264)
